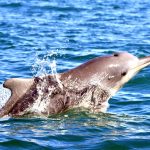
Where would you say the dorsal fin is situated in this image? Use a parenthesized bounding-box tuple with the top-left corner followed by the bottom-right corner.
(3, 78, 34, 94)
(0, 78, 34, 117)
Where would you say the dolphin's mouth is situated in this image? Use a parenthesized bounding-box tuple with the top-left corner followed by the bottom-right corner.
(126, 56, 150, 75)
(135, 56, 150, 71)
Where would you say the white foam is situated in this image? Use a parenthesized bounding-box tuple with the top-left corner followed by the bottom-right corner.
(0, 84, 11, 109)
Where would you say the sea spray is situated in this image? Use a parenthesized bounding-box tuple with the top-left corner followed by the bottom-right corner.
(50, 60, 63, 89)
(0, 84, 11, 110)
(30, 50, 63, 115)
(32, 50, 63, 88)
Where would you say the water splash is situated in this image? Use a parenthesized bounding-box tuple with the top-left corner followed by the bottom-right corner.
(32, 50, 57, 77)
(50, 60, 63, 89)
(0, 84, 11, 110)
(32, 50, 63, 88)
(29, 50, 64, 115)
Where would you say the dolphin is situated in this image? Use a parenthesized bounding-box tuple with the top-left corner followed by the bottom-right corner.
(0, 52, 150, 117)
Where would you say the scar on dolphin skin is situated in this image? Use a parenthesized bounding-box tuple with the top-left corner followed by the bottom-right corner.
(0, 52, 150, 117)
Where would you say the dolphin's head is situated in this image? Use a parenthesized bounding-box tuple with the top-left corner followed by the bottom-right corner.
(99, 52, 150, 95)
(62, 52, 150, 95)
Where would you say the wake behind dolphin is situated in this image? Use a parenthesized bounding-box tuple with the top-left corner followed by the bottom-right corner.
(0, 52, 150, 117)
(0, 84, 11, 110)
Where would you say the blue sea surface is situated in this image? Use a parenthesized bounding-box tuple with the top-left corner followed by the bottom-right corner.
(0, 0, 150, 149)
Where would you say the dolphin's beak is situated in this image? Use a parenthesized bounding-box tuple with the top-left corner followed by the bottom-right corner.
(128, 56, 150, 78)
(137, 56, 150, 70)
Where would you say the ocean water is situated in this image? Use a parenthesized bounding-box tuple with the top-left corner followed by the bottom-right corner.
(0, 0, 150, 149)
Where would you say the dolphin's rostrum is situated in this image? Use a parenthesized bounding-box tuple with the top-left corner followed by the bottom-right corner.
(0, 52, 150, 117)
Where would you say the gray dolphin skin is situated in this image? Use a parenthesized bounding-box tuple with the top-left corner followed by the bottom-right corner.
(0, 52, 150, 117)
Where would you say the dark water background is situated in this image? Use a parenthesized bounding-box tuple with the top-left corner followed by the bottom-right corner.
(0, 0, 150, 149)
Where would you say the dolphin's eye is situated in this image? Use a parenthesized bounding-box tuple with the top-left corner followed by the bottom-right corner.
(121, 72, 127, 76)
(114, 53, 119, 57)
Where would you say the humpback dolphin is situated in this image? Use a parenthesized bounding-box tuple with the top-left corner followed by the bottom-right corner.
(0, 52, 150, 117)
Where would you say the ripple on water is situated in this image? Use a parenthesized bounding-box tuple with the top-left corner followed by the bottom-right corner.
(0, 112, 149, 149)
